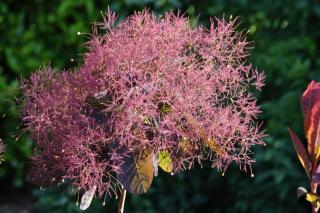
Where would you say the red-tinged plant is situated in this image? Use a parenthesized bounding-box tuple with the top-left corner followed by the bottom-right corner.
(289, 80, 320, 213)
(22, 9, 265, 212)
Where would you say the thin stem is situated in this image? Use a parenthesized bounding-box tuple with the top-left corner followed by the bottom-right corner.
(311, 181, 318, 213)
(118, 189, 127, 213)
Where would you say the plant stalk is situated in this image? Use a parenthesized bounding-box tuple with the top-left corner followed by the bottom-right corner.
(118, 189, 126, 213)
(311, 181, 318, 213)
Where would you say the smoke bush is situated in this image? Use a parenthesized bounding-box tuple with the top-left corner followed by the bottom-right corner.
(22, 9, 265, 207)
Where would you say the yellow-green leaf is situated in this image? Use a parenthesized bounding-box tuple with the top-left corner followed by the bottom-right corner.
(117, 149, 154, 194)
(142, 116, 152, 125)
(157, 150, 173, 173)
(306, 193, 319, 203)
(159, 102, 172, 115)
(299, 188, 320, 208)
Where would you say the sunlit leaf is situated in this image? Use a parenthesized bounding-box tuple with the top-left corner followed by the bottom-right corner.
(142, 116, 152, 126)
(80, 185, 96, 210)
(288, 128, 311, 178)
(306, 193, 319, 203)
(158, 102, 172, 116)
(316, 144, 320, 162)
(117, 149, 154, 194)
(157, 150, 173, 173)
(310, 111, 320, 163)
(304, 190, 320, 208)
(301, 81, 320, 162)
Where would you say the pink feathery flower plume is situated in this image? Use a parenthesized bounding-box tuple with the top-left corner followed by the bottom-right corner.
(22, 9, 265, 210)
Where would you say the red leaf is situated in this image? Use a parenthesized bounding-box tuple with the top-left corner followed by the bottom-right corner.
(301, 81, 320, 163)
(288, 128, 311, 178)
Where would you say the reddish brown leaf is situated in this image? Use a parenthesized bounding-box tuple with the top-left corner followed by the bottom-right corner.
(301, 81, 320, 127)
(288, 128, 311, 178)
(314, 111, 320, 162)
(301, 81, 320, 162)
(117, 149, 154, 195)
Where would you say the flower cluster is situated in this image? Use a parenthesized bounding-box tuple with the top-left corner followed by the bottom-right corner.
(22, 9, 265, 201)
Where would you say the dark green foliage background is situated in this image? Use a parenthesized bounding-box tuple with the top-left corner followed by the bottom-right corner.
(1, 0, 320, 212)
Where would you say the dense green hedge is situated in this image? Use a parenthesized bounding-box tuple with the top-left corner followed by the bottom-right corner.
(1, 0, 320, 212)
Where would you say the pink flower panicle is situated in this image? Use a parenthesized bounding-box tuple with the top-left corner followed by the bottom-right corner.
(22, 10, 265, 198)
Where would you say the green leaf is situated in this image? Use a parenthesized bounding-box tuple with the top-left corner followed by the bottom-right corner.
(158, 102, 172, 117)
(157, 150, 173, 173)
(288, 128, 311, 178)
(117, 149, 154, 194)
